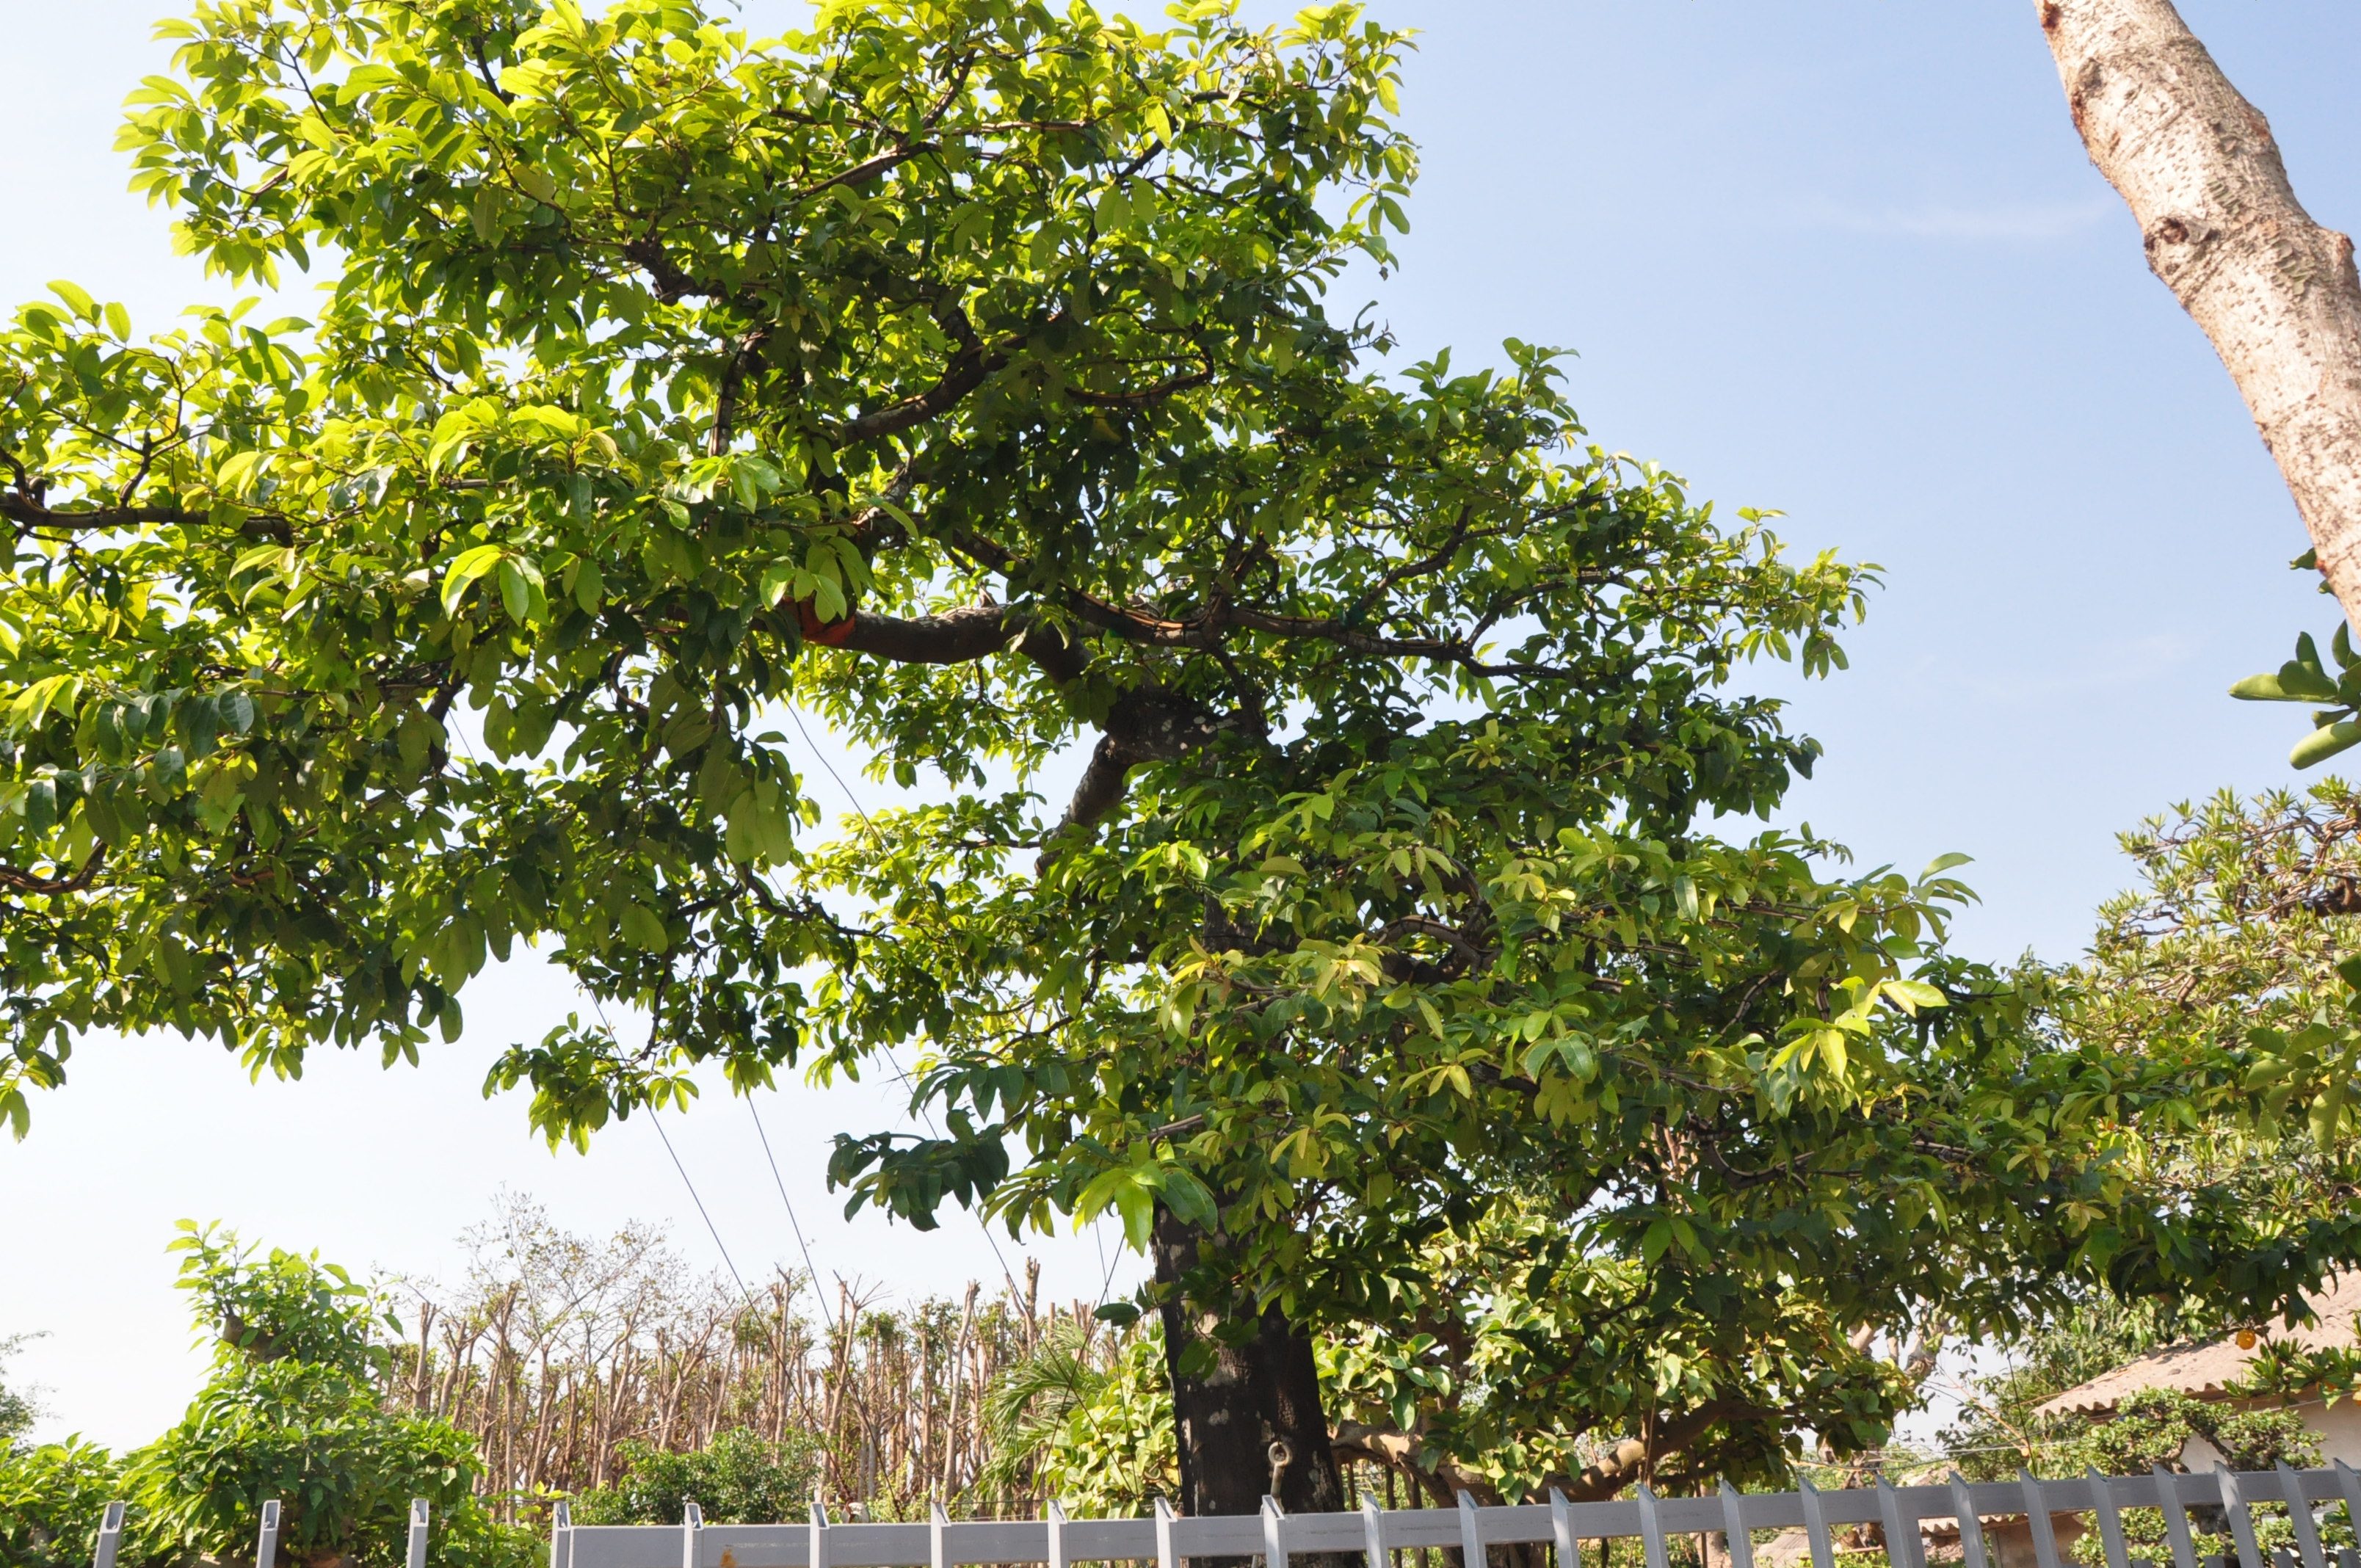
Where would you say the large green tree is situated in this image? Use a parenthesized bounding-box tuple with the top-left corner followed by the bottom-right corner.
(2, 0, 2354, 1520)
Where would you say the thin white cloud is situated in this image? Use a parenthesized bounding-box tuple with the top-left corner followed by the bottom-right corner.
(1951, 633, 2199, 703)
(1791, 195, 2118, 242)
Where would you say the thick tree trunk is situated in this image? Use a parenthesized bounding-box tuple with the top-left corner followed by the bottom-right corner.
(1151, 1206, 1350, 1550)
(2037, 0, 2361, 633)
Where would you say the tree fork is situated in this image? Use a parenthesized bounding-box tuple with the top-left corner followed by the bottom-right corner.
(2037, 0, 2361, 633)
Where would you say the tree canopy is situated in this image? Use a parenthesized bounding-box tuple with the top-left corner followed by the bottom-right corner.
(4, 0, 2359, 1517)
(1, 0, 1434, 1130)
(2059, 783, 2361, 1302)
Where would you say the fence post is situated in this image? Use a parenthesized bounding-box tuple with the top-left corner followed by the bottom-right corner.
(2153, 1464, 2200, 1568)
(1719, 1481, 1755, 1568)
(1457, 1492, 1484, 1568)
(2085, 1470, 2130, 1568)
(409, 1499, 431, 1568)
(92, 1500, 126, 1568)
(811, 1498, 832, 1568)
(2336, 1464, 2361, 1561)
(1156, 1495, 1178, 1568)
(2018, 1471, 2064, 1568)
(1877, 1476, 1923, 1568)
(2216, 1467, 2264, 1568)
(1949, 1472, 1991, 1568)
(1554, 1489, 1581, 1568)
(681, 1500, 703, 1568)
(1048, 1497, 1071, 1568)
(1798, 1476, 1836, 1568)
(552, 1499, 573, 1568)
(1366, 1492, 1390, 1568)
(932, 1501, 951, 1568)
(255, 1499, 281, 1568)
(1264, 1495, 1288, 1568)
(1636, 1485, 1670, 1568)
(2277, 1463, 2328, 1568)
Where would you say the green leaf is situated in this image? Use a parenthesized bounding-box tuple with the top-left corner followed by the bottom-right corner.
(1158, 1166, 1218, 1228)
(1882, 979, 1948, 1015)
(396, 707, 439, 777)
(439, 545, 505, 617)
(2291, 720, 2361, 769)
(571, 557, 604, 614)
(1112, 1179, 1153, 1251)
(496, 557, 532, 625)
(47, 279, 96, 322)
(618, 903, 669, 953)
(2278, 661, 2343, 701)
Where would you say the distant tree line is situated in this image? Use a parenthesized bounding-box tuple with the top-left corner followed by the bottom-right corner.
(384, 1194, 1134, 1517)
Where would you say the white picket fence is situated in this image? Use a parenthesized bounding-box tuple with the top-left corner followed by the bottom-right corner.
(84, 1495, 431, 1568)
(77, 1464, 2361, 1568)
(553, 1464, 2361, 1568)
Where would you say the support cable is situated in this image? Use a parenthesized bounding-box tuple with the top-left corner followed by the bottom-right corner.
(786, 703, 1030, 1307)
(651, 1111, 757, 1307)
(750, 1096, 838, 1334)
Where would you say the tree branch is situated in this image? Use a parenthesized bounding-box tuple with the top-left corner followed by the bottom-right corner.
(619, 236, 712, 305)
(824, 603, 1087, 686)
(831, 341, 1011, 446)
(1, 496, 200, 532)
(2040, 0, 2361, 630)
(0, 848, 106, 897)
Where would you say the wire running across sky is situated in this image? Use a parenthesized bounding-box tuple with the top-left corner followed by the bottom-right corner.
(750, 1096, 837, 1334)
(648, 1109, 756, 1307)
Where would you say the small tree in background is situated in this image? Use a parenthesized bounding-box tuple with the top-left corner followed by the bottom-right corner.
(976, 1321, 1177, 1517)
(124, 1224, 534, 1568)
(0, 1334, 40, 1456)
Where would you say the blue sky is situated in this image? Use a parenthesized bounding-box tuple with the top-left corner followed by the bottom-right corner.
(4, 0, 2359, 1450)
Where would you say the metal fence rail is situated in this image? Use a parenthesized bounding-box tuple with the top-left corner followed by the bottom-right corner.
(76, 1464, 2361, 1568)
(551, 1465, 2361, 1568)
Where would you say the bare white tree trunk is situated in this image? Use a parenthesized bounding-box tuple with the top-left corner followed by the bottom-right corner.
(2039, 0, 2361, 632)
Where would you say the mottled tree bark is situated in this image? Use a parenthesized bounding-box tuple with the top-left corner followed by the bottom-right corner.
(2038, 0, 2361, 631)
(1151, 1208, 1352, 1563)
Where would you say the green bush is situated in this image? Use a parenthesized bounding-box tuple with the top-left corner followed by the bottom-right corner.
(0, 1439, 134, 1568)
(117, 1224, 493, 1568)
(126, 1357, 486, 1567)
(570, 1429, 822, 1525)
(2076, 1384, 2318, 1474)
(984, 1324, 1175, 1516)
